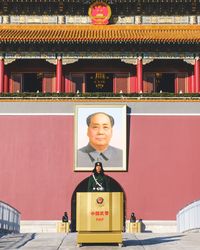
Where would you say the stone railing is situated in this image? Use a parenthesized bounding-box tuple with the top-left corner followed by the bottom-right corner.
(177, 199, 200, 233)
(0, 201, 20, 233)
(1, 14, 199, 25)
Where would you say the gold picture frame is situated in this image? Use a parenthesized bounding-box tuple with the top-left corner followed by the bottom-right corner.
(74, 104, 127, 171)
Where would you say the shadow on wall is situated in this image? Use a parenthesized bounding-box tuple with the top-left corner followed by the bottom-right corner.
(0, 201, 20, 234)
(140, 221, 147, 232)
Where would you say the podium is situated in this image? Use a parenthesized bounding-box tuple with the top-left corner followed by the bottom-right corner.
(76, 192, 123, 246)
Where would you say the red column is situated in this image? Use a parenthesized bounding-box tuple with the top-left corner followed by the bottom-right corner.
(194, 57, 200, 93)
(65, 77, 70, 93)
(113, 76, 117, 94)
(4, 72, 8, 93)
(42, 77, 46, 93)
(61, 75, 65, 92)
(0, 58, 4, 93)
(82, 81, 86, 93)
(191, 74, 195, 93)
(130, 74, 137, 93)
(188, 73, 195, 93)
(9, 78, 13, 93)
(137, 56, 143, 93)
(56, 57, 62, 93)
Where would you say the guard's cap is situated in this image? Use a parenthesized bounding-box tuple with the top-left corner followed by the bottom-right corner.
(95, 162, 102, 167)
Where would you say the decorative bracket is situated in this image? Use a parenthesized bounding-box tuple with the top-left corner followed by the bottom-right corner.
(143, 58, 154, 65)
(183, 59, 195, 65)
(46, 58, 79, 65)
(121, 58, 137, 65)
(45, 59, 57, 65)
(62, 58, 79, 65)
(4, 58, 16, 65)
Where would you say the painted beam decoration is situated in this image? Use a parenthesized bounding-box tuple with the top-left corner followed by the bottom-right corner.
(88, 1, 111, 25)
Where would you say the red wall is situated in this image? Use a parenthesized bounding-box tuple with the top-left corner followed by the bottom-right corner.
(0, 115, 200, 220)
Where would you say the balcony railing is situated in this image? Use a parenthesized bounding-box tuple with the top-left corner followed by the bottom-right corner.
(0, 201, 20, 233)
(0, 92, 200, 100)
(177, 199, 200, 233)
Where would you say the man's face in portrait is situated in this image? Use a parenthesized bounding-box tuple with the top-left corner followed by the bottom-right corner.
(87, 113, 113, 151)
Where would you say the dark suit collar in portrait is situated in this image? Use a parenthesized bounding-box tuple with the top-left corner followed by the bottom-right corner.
(85, 144, 113, 162)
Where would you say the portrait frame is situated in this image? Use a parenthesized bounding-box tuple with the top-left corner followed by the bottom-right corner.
(74, 104, 127, 171)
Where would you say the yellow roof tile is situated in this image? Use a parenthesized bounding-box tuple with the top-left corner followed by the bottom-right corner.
(0, 24, 200, 43)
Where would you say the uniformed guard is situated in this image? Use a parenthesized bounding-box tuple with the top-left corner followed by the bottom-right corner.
(87, 162, 110, 192)
(62, 212, 68, 223)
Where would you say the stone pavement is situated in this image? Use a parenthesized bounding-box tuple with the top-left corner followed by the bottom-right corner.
(0, 232, 200, 250)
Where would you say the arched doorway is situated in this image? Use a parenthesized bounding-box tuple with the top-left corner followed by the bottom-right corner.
(71, 176, 126, 232)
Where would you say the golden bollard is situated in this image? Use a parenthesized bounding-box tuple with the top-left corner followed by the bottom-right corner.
(57, 222, 70, 233)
